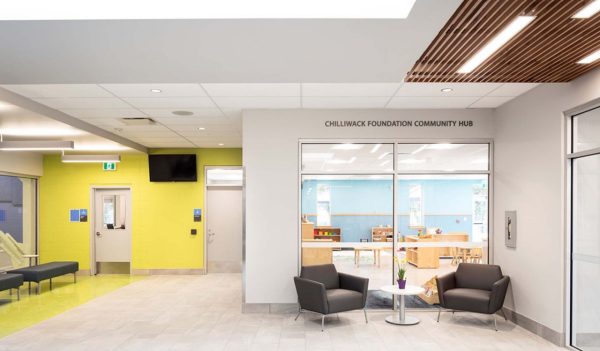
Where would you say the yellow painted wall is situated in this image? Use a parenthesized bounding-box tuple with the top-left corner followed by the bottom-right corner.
(39, 149, 242, 270)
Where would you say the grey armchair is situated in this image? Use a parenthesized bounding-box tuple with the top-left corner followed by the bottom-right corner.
(436, 263, 510, 331)
(293, 264, 369, 331)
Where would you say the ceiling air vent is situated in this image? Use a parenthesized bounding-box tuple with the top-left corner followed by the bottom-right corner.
(120, 117, 156, 126)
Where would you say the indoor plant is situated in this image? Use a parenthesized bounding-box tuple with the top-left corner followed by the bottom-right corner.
(394, 254, 408, 289)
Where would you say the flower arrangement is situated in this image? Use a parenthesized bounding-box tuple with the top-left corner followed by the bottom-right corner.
(394, 253, 408, 289)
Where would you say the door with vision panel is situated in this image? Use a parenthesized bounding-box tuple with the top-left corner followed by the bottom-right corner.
(93, 189, 132, 274)
(206, 187, 243, 273)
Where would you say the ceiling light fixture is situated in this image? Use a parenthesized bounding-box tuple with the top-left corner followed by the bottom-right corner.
(370, 144, 382, 153)
(0, 140, 74, 151)
(441, 88, 453, 93)
(61, 154, 121, 163)
(572, 0, 600, 18)
(577, 48, 600, 64)
(150, 89, 162, 93)
(457, 15, 536, 74)
(218, 143, 224, 146)
(0, 0, 417, 20)
(198, 127, 206, 131)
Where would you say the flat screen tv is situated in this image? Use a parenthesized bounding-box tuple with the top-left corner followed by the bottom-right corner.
(149, 154, 197, 182)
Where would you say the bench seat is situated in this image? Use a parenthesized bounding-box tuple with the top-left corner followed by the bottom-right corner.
(0, 273, 24, 301)
(8, 261, 78, 294)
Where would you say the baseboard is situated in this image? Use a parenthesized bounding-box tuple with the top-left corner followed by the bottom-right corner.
(131, 269, 206, 275)
(243, 303, 298, 313)
(76, 269, 91, 276)
(501, 307, 564, 347)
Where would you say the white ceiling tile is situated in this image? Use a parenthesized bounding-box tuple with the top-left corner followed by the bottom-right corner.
(118, 130, 180, 138)
(178, 130, 240, 138)
(387, 96, 479, 109)
(302, 83, 401, 97)
(60, 108, 144, 119)
(469, 96, 515, 108)
(101, 84, 207, 97)
(395, 83, 502, 97)
(34, 97, 131, 109)
(202, 83, 300, 97)
(131, 136, 187, 142)
(303, 97, 389, 108)
(487, 83, 539, 97)
(212, 96, 301, 109)
(154, 117, 232, 125)
(140, 108, 223, 118)
(1, 84, 112, 98)
(168, 124, 239, 132)
(123, 97, 216, 109)
(110, 124, 170, 132)
(145, 141, 195, 148)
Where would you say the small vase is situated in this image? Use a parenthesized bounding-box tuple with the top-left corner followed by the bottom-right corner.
(397, 279, 407, 289)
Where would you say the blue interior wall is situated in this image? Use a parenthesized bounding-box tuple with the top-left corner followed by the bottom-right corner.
(0, 176, 23, 242)
(302, 178, 486, 242)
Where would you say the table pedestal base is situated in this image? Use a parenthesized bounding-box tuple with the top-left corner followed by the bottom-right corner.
(385, 315, 420, 325)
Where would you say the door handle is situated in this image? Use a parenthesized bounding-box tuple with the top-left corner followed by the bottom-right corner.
(96, 232, 101, 237)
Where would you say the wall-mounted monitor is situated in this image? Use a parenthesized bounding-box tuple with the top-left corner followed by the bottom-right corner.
(148, 154, 197, 182)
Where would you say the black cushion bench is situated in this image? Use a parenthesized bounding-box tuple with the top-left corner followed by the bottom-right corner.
(0, 273, 24, 301)
(8, 261, 78, 294)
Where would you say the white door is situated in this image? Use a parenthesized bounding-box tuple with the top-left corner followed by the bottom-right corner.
(206, 187, 243, 273)
(94, 189, 132, 267)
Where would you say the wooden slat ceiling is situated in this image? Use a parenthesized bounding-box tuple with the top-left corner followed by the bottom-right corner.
(406, 0, 600, 82)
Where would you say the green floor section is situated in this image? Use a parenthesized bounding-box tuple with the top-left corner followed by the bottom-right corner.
(0, 274, 144, 338)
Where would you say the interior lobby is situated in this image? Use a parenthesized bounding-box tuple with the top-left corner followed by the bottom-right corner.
(0, 1, 599, 350)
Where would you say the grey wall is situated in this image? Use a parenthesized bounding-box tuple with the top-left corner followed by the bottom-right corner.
(243, 109, 493, 304)
(493, 67, 600, 338)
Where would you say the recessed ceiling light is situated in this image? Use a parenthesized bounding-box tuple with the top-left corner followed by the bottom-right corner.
(577, 48, 600, 64)
(150, 89, 162, 93)
(172, 110, 194, 116)
(441, 88, 453, 93)
(0, 0, 417, 20)
(457, 15, 535, 74)
(198, 127, 206, 131)
(218, 143, 224, 146)
(572, 0, 600, 18)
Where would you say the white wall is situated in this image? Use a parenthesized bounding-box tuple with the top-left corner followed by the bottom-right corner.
(493, 67, 600, 335)
(0, 152, 43, 177)
(243, 109, 493, 304)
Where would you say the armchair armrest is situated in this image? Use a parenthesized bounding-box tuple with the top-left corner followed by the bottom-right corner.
(435, 272, 456, 307)
(339, 272, 369, 306)
(294, 277, 328, 314)
(488, 276, 510, 313)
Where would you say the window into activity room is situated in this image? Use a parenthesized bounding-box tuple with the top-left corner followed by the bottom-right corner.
(300, 142, 491, 310)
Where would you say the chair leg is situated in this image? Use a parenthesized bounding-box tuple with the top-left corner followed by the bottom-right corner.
(49, 278, 53, 290)
(294, 309, 302, 321)
(74, 272, 77, 284)
(437, 308, 441, 322)
(8, 288, 11, 296)
(321, 315, 325, 332)
(501, 308, 508, 321)
(336, 314, 340, 321)
(37, 282, 41, 295)
(363, 308, 368, 324)
(17, 288, 20, 301)
(493, 314, 498, 331)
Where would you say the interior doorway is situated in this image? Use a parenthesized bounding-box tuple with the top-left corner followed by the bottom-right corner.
(205, 167, 243, 273)
(91, 188, 132, 275)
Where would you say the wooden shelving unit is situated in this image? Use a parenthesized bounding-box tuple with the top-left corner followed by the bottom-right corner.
(314, 227, 341, 242)
(405, 235, 439, 268)
(371, 227, 393, 242)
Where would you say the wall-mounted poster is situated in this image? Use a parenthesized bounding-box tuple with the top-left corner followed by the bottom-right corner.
(79, 209, 88, 222)
(194, 209, 202, 222)
(70, 209, 80, 222)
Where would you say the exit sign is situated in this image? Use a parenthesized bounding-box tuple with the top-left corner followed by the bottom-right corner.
(103, 162, 117, 171)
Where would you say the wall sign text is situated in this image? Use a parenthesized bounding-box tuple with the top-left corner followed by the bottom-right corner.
(324, 120, 474, 128)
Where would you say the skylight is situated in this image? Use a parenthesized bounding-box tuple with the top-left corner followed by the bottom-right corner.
(0, 0, 417, 20)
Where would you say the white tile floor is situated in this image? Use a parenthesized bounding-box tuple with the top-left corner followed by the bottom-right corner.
(0, 274, 564, 351)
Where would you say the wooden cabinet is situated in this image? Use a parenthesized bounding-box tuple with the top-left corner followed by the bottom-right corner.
(301, 238, 333, 266)
(301, 222, 314, 240)
(314, 227, 341, 242)
(405, 235, 439, 268)
(371, 227, 393, 242)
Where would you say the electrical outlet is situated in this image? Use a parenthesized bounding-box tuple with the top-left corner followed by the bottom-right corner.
(191, 229, 197, 235)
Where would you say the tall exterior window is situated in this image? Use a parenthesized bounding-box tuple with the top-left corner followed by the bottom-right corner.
(408, 184, 423, 227)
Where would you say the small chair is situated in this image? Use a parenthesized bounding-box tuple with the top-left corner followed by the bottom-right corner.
(294, 264, 369, 331)
(436, 263, 510, 331)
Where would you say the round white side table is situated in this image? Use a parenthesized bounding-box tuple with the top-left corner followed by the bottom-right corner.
(380, 285, 425, 325)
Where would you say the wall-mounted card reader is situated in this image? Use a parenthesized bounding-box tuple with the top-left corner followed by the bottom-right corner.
(505, 211, 517, 248)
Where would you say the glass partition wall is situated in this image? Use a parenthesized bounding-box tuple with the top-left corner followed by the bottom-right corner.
(300, 142, 490, 310)
(569, 106, 600, 351)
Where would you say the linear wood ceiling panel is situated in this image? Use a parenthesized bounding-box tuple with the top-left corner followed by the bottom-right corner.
(406, 0, 600, 82)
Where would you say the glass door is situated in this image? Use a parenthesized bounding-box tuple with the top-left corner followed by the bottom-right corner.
(570, 106, 600, 351)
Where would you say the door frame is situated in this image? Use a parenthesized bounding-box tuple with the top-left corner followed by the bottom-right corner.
(203, 166, 244, 274)
(89, 186, 132, 275)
